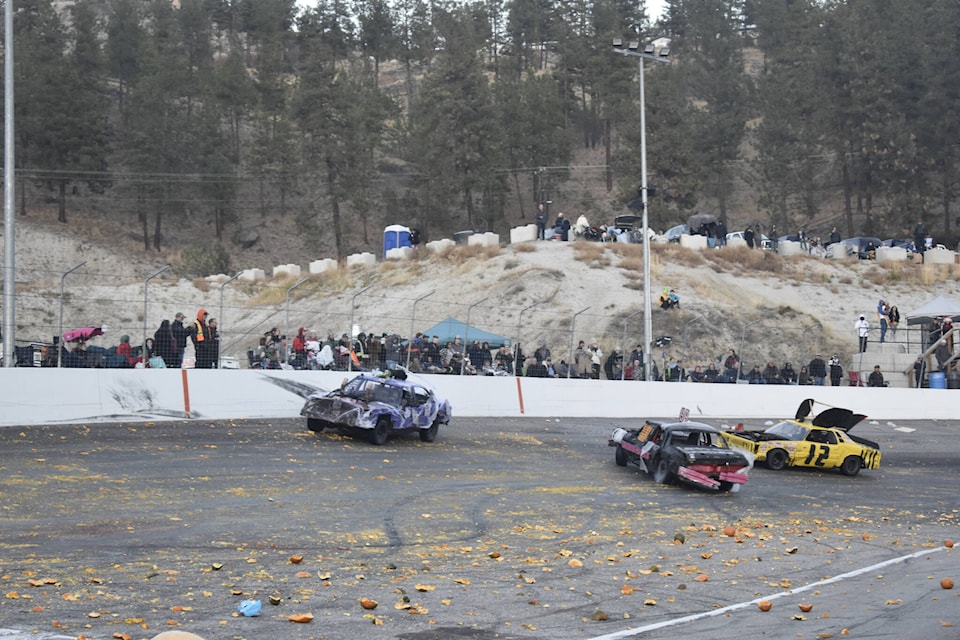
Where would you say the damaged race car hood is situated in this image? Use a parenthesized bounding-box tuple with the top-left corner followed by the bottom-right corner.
(812, 407, 867, 432)
(674, 445, 749, 464)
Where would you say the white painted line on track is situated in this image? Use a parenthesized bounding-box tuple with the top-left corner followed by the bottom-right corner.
(0, 630, 73, 640)
(895, 426, 916, 433)
(585, 546, 948, 640)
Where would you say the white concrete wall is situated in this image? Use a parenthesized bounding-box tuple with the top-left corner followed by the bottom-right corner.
(346, 252, 377, 268)
(726, 237, 747, 249)
(876, 246, 908, 263)
(679, 234, 708, 250)
(1, 368, 955, 428)
(425, 239, 456, 252)
(778, 241, 803, 257)
(385, 246, 413, 260)
(923, 248, 956, 264)
(239, 268, 266, 282)
(468, 232, 500, 247)
(309, 258, 338, 274)
(510, 225, 538, 244)
(273, 264, 302, 278)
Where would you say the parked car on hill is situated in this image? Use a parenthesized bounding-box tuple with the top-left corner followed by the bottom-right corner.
(661, 223, 688, 243)
(301, 373, 452, 445)
(726, 231, 772, 250)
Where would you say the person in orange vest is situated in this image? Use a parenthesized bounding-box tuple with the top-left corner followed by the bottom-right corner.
(190, 309, 212, 368)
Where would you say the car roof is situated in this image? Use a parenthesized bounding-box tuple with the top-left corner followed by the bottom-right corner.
(355, 374, 419, 389)
(662, 421, 718, 433)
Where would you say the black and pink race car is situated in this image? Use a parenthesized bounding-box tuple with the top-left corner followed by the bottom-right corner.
(610, 421, 753, 492)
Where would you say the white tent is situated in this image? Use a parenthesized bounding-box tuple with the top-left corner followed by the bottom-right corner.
(905, 296, 960, 325)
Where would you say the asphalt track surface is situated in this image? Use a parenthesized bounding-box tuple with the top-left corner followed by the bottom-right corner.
(0, 415, 958, 640)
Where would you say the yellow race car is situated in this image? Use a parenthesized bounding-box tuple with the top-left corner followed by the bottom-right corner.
(721, 399, 880, 476)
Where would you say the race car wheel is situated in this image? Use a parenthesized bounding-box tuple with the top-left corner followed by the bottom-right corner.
(371, 416, 390, 446)
(718, 481, 734, 492)
(615, 444, 628, 467)
(653, 458, 672, 484)
(766, 449, 788, 471)
(840, 455, 862, 477)
(420, 418, 440, 443)
(307, 418, 324, 433)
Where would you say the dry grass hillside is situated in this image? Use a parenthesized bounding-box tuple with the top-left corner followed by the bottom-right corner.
(6, 213, 960, 375)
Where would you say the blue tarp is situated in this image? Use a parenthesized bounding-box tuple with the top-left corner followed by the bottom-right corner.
(420, 317, 510, 347)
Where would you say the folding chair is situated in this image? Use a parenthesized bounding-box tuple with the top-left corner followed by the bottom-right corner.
(848, 371, 864, 387)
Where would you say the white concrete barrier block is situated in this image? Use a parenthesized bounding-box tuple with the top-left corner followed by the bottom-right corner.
(679, 234, 708, 250)
(876, 246, 908, 263)
(467, 232, 499, 247)
(346, 252, 377, 268)
(239, 268, 266, 282)
(425, 239, 456, 252)
(273, 263, 302, 278)
(309, 258, 338, 274)
(778, 240, 803, 257)
(923, 248, 956, 264)
(827, 244, 849, 259)
(483, 232, 500, 246)
(725, 237, 747, 249)
(385, 246, 413, 260)
(510, 224, 538, 244)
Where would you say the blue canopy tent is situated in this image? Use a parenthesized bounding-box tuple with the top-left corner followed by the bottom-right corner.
(420, 317, 510, 347)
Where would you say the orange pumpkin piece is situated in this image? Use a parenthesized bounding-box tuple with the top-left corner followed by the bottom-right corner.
(288, 613, 314, 623)
(758, 600, 772, 611)
(940, 577, 954, 590)
(724, 526, 736, 537)
(799, 603, 814, 612)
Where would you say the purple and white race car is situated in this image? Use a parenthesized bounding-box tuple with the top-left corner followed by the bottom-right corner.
(301, 374, 452, 445)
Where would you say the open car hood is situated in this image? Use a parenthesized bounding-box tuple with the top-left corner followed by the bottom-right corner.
(795, 399, 866, 432)
(812, 407, 867, 432)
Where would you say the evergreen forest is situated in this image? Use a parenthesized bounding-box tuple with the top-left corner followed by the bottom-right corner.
(3, 0, 959, 271)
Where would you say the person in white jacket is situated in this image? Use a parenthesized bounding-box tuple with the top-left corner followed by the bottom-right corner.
(855, 314, 870, 353)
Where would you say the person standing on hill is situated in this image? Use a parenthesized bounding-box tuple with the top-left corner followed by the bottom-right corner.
(828, 354, 844, 386)
(190, 309, 212, 368)
(535, 203, 547, 240)
(855, 314, 870, 353)
(829, 226, 841, 245)
(171, 312, 189, 368)
(877, 300, 889, 343)
(153, 320, 177, 368)
(914, 220, 927, 254)
(744, 226, 755, 248)
(808, 353, 827, 386)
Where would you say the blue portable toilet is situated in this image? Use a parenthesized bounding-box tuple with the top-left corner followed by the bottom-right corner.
(384, 224, 412, 257)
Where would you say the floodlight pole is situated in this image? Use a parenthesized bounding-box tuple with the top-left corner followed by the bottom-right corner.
(406, 290, 435, 369)
(143, 265, 171, 362)
(612, 38, 670, 381)
(2, 0, 14, 368)
(58, 261, 87, 367)
(461, 297, 489, 375)
(348, 284, 373, 371)
(567, 306, 591, 379)
(219, 271, 243, 368)
(516, 301, 540, 377)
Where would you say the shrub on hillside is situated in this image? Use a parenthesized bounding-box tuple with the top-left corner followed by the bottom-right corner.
(181, 243, 231, 278)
